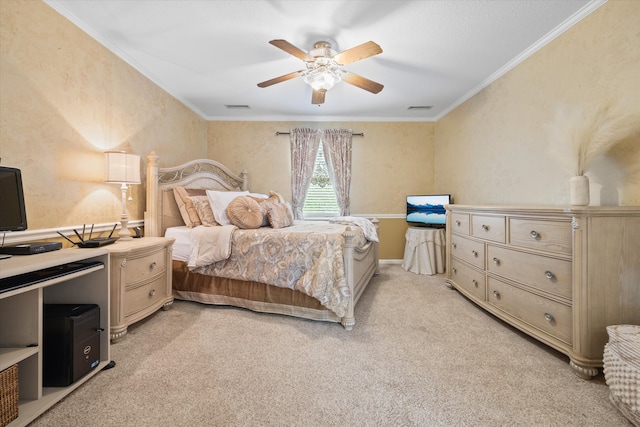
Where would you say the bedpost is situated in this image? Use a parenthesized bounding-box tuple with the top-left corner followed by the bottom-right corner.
(371, 218, 380, 274)
(340, 226, 357, 330)
(145, 151, 159, 237)
(241, 169, 249, 191)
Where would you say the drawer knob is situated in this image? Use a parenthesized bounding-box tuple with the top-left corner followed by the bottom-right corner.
(492, 257, 501, 266)
(545, 271, 555, 280)
(544, 313, 554, 322)
(471, 250, 478, 257)
(482, 224, 489, 232)
(455, 220, 461, 226)
(149, 289, 156, 297)
(530, 230, 540, 239)
(150, 261, 157, 270)
(493, 290, 500, 299)
(472, 279, 478, 288)
(452, 243, 457, 249)
(452, 267, 457, 275)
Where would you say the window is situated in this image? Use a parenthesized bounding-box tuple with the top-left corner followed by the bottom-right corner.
(303, 141, 340, 217)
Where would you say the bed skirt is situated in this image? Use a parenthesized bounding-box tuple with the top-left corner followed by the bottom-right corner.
(172, 260, 341, 323)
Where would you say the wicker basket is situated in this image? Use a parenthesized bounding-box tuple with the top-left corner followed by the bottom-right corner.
(603, 324, 640, 427)
(0, 364, 19, 427)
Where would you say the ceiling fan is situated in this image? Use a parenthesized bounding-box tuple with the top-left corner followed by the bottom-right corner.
(257, 39, 384, 105)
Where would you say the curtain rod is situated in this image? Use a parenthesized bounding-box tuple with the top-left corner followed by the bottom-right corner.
(275, 131, 364, 136)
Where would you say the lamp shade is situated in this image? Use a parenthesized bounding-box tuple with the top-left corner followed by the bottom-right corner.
(104, 152, 141, 184)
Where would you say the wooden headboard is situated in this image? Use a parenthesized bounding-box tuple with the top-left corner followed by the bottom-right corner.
(145, 151, 248, 237)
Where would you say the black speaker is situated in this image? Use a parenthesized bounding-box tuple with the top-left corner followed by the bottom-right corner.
(43, 304, 101, 386)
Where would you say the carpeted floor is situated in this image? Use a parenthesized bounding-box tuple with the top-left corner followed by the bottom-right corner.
(31, 264, 630, 426)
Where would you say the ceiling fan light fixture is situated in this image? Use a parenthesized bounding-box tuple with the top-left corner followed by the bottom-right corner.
(303, 67, 342, 91)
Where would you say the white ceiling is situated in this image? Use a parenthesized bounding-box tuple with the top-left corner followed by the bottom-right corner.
(44, 0, 602, 122)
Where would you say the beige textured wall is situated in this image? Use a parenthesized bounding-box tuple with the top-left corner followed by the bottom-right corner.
(435, 0, 640, 206)
(207, 121, 435, 214)
(0, 0, 207, 230)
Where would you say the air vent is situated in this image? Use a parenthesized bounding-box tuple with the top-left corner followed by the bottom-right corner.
(225, 105, 251, 109)
(407, 106, 433, 110)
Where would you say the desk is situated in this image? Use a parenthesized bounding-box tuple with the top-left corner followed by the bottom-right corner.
(402, 227, 446, 275)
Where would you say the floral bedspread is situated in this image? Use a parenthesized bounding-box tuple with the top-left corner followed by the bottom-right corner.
(191, 220, 370, 317)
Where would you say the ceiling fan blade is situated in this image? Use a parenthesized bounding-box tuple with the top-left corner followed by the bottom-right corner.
(342, 72, 384, 94)
(257, 71, 303, 88)
(333, 41, 382, 65)
(269, 39, 311, 61)
(311, 89, 326, 105)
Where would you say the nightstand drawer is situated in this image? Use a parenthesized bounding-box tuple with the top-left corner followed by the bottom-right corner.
(509, 218, 572, 255)
(127, 249, 166, 284)
(472, 214, 505, 243)
(487, 245, 571, 300)
(488, 277, 572, 345)
(124, 275, 165, 317)
(450, 257, 485, 301)
(450, 234, 484, 269)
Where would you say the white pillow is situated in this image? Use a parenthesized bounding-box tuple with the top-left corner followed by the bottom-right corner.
(206, 190, 250, 225)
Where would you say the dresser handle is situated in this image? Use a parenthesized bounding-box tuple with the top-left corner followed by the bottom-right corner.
(545, 271, 555, 280)
(482, 224, 489, 232)
(472, 279, 478, 288)
(150, 261, 157, 270)
(530, 230, 540, 239)
(493, 290, 500, 299)
(544, 313, 554, 322)
(149, 289, 156, 297)
(455, 220, 461, 226)
(452, 243, 457, 249)
(452, 267, 457, 275)
(471, 250, 478, 257)
(492, 257, 501, 266)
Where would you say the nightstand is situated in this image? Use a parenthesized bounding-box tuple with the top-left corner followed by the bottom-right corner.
(107, 237, 175, 342)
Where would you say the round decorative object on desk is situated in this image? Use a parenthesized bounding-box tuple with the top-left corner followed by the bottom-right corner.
(570, 175, 590, 206)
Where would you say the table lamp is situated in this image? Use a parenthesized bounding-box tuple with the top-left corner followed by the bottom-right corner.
(104, 151, 141, 241)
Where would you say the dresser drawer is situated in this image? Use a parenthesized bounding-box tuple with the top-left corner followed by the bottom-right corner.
(124, 275, 165, 317)
(509, 218, 572, 255)
(450, 234, 485, 269)
(450, 258, 485, 301)
(487, 245, 572, 300)
(126, 249, 167, 284)
(472, 215, 505, 243)
(450, 213, 470, 235)
(487, 277, 572, 344)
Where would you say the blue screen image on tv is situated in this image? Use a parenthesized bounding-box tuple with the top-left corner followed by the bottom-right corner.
(406, 194, 450, 226)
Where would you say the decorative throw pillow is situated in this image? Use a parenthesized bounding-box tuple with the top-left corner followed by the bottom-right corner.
(226, 196, 264, 229)
(263, 200, 294, 229)
(269, 190, 286, 203)
(246, 194, 279, 226)
(206, 190, 250, 225)
(173, 186, 205, 227)
(190, 195, 218, 227)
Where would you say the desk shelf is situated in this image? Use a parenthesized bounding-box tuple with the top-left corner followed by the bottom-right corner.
(0, 248, 110, 426)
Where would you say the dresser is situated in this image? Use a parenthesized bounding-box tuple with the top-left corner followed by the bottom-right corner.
(445, 205, 640, 379)
(107, 237, 175, 342)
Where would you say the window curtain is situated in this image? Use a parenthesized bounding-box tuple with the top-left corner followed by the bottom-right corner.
(322, 128, 352, 216)
(290, 128, 320, 220)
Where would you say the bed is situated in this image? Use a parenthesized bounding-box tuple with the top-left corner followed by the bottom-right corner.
(144, 152, 379, 329)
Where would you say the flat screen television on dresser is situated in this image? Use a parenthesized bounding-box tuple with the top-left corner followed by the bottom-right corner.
(406, 194, 451, 228)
